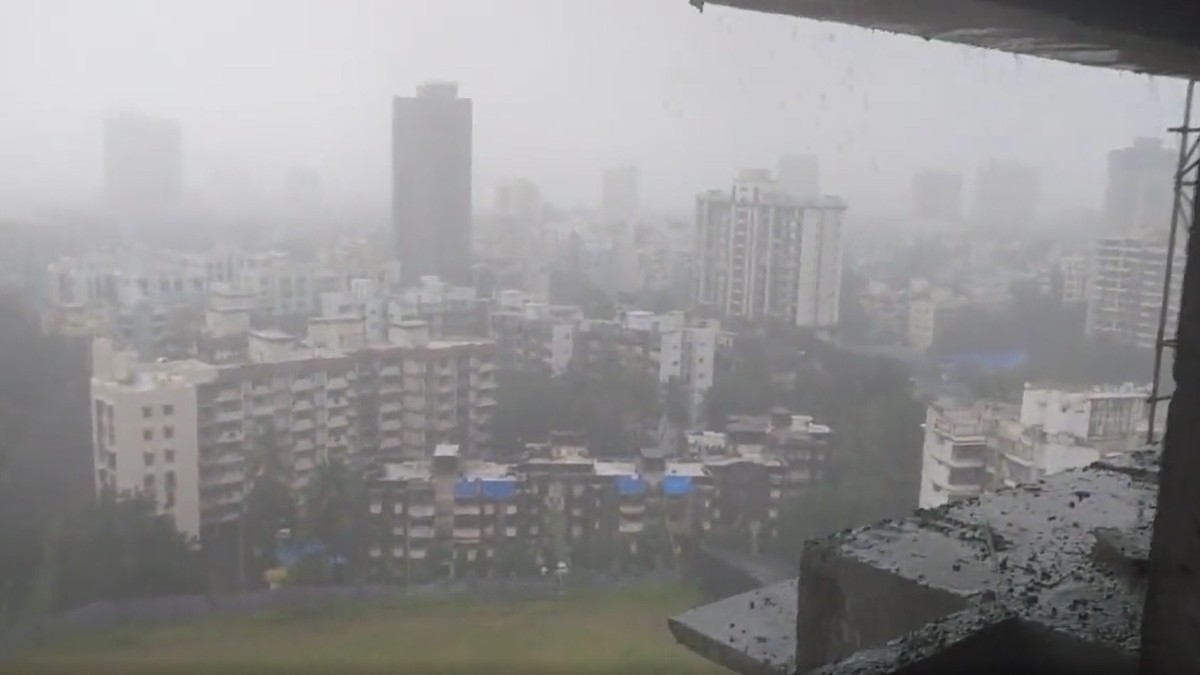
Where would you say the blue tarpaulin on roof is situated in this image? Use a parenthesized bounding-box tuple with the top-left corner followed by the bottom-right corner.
(480, 478, 516, 500)
(616, 475, 646, 496)
(454, 479, 479, 499)
(662, 475, 693, 495)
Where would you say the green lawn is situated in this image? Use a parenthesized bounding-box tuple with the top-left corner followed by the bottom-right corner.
(8, 585, 727, 674)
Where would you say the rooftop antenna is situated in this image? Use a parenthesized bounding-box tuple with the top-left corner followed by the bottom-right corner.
(1146, 79, 1198, 445)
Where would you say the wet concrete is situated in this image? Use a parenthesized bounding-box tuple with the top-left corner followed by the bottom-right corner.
(668, 449, 1159, 674)
(668, 579, 798, 675)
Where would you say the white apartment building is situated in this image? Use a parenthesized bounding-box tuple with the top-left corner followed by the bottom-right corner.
(1086, 235, 1185, 348)
(90, 316, 498, 541)
(92, 339, 217, 540)
(695, 168, 846, 328)
(919, 384, 1151, 509)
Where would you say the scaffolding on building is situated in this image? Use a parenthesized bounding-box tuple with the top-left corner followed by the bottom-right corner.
(1147, 79, 1199, 444)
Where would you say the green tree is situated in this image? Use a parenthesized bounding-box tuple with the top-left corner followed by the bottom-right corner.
(300, 457, 364, 582)
(35, 491, 204, 612)
(241, 423, 296, 587)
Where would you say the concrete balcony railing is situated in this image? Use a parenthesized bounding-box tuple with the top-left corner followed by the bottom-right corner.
(408, 505, 435, 519)
(409, 525, 435, 539)
(453, 527, 482, 541)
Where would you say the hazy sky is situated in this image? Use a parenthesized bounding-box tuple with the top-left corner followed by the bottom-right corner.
(0, 0, 1189, 216)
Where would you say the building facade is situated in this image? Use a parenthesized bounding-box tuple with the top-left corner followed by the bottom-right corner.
(392, 82, 473, 287)
(1103, 137, 1176, 236)
(695, 169, 846, 328)
(1085, 235, 1184, 348)
(90, 317, 497, 542)
(918, 384, 1151, 509)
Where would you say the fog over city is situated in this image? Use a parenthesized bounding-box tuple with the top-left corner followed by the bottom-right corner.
(1, 2, 1197, 673)
(0, 0, 1187, 215)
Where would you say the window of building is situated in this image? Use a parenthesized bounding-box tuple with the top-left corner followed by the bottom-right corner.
(143, 428, 154, 441)
(162, 404, 174, 415)
(163, 425, 174, 439)
(164, 448, 175, 463)
(142, 406, 153, 419)
(143, 474, 156, 491)
(144, 451, 154, 466)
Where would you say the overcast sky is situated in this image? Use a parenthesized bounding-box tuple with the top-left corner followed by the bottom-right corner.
(0, 0, 1188, 217)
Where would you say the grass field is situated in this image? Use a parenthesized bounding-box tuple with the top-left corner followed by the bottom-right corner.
(8, 585, 727, 674)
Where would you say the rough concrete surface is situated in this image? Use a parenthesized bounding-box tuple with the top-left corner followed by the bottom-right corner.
(669, 449, 1159, 674)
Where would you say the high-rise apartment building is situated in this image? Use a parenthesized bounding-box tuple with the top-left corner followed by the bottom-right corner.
(601, 166, 640, 223)
(911, 169, 963, 221)
(392, 82, 473, 287)
(1086, 235, 1185, 348)
(103, 112, 184, 213)
(1103, 137, 1176, 236)
(973, 160, 1040, 230)
(776, 154, 820, 200)
(694, 169, 846, 328)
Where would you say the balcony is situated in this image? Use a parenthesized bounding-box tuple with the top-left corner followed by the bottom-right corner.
(408, 505, 435, 519)
(290, 379, 314, 393)
(215, 409, 244, 424)
(293, 419, 315, 433)
(505, 525, 518, 537)
(618, 521, 645, 534)
(453, 527, 482, 541)
(409, 525, 435, 539)
(327, 377, 349, 390)
(619, 503, 645, 515)
(380, 419, 403, 432)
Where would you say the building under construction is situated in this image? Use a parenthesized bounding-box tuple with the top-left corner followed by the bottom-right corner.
(672, 2, 1200, 675)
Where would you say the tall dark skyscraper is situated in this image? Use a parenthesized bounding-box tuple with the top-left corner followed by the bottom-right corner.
(392, 81, 473, 287)
(103, 112, 183, 213)
(1103, 137, 1176, 236)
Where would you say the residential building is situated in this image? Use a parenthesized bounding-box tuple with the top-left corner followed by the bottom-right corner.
(695, 169, 846, 328)
(1086, 235, 1184, 348)
(89, 316, 498, 542)
(911, 169, 963, 221)
(1103, 137, 1176, 236)
(364, 411, 833, 584)
(103, 112, 183, 214)
(91, 339, 215, 540)
(918, 384, 1151, 509)
(1058, 254, 1090, 305)
(906, 287, 969, 350)
(973, 160, 1040, 231)
(392, 81, 473, 286)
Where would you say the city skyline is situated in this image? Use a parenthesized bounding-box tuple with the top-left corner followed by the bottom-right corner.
(0, 0, 1187, 218)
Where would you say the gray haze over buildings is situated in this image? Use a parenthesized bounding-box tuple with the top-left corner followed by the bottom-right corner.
(0, 0, 1190, 218)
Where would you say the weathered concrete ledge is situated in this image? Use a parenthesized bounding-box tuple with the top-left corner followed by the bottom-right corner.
(669, 579, 798, 675)
(669, 448, 1158, 674)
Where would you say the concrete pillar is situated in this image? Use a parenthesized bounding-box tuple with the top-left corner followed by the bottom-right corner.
(1140, 205, 1200, 674)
